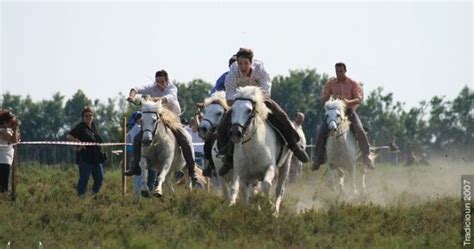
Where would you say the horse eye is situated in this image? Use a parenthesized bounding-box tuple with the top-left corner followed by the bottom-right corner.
(216, 112, 222, 116)
(337, 114, 340, 117)
(247, 109, 252, 114)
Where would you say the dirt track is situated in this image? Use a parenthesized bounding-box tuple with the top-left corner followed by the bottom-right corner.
(287, 159, 474, 211)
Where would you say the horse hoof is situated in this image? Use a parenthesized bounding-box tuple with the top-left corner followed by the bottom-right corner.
(153, 191, 163, 198)
(140, 190, 151, 198)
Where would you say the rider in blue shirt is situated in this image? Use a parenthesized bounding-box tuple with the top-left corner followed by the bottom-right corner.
(210, 55, 237, 95)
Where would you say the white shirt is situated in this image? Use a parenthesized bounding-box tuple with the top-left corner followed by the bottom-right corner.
(0, 128, 15, 165)
(293, 121, 306, 149)
(185, 126, 204, 154)
(224, 60, 272, 100)
(133, 82, 181, 115)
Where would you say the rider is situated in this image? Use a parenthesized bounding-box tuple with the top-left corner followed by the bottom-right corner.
(216, 48, 310, 176)
(201, 55, 236, 177)
(210, 55, 238, 95)
(312, 62, 375, 171)
(123, 70, 202, 188)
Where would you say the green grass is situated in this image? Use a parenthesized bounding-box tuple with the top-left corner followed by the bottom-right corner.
(0, 163, 466, 249)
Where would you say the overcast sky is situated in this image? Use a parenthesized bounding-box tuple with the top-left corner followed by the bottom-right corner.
(1, 1, 472, 108)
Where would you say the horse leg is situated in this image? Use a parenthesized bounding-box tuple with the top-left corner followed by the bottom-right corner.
(139, 158, 150, 198)
(348, 165, 358, 196)
(221, 177, 231, 202)
(242, 182, 252, 205)
(153, 158, 173, 198)
(337, 167, 345, 195)
(261, 165, 276, 199)
(360, 166, 367, 194)
(229, 173, 240, 206)
(327, 164, 336, 190)
(275, 159, 290, 216)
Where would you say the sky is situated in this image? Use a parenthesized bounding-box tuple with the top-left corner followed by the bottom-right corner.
(1, 1, 472, 109)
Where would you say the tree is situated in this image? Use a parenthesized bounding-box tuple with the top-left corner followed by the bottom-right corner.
(64, 90, 92, 132)
(271, 68, 328, 142)
(175, 79, 213, 121)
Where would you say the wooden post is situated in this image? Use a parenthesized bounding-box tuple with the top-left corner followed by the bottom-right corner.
(10, 145, 17, 202)
(122, 118, 127, 196)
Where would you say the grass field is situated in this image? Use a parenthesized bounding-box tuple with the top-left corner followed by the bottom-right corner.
(0, 161, 471, 248)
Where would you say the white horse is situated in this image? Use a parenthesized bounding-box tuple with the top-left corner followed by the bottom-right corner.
(139, 98, 191, 197)
(228, 86, 292, 215)
(324, 97, 370, 196)
(197, 92, 234, 200)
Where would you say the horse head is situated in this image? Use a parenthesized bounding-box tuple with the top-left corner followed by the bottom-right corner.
(325, 97, 348, 133)
(197, 91, 229, 140)
(229, 86, 270, 144)
(140, 99, 164, 147)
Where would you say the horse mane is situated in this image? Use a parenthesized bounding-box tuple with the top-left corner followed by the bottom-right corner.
(204, 91, 229, 111)
(325, 97, 347, 113)
(142, 100, 182, 130)
(234, 86, 270, 120)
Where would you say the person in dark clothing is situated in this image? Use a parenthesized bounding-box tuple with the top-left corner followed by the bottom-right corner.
(67, 106, 105, 196)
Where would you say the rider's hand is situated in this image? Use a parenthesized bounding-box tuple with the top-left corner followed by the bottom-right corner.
(152, 96, 163, 103)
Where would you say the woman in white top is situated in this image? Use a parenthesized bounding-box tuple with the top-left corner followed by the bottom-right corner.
(0, 110, 20, 193)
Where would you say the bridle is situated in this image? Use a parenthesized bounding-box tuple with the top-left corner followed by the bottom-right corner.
(142, 111, 161, 136)
(201, 103, 227, 133)
(326, 108, 347, 139)
(231, 97, 258, 143)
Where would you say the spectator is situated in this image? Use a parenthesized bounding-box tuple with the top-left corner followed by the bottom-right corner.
(67, 106, 106, 196)
(0, 109, 20, 194)
(185, 117, 204, 168)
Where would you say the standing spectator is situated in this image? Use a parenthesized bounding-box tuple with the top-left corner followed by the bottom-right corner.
(388, 136, 400, 165)
(289, 112, 306, 183)
(67, 106, 106, 196)
(185, 117, 204, 168)
(0, 110, 20, 194)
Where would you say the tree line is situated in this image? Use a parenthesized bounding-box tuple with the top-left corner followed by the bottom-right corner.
(1, 68, 472, 165)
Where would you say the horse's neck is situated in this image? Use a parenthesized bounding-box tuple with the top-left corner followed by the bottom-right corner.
(241, 116, 267, 147)
(336, 117, 351, 136)
(154, 122, 174, 142)
(328, 117, 357, 151)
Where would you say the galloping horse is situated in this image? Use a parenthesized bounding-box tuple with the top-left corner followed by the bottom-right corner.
(228, 86, 292, 215)
(197, 91, 233, 199)
(138, 98, 191, 197)
(324, 96, 373, 195)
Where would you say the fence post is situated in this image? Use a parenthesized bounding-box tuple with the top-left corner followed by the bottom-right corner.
(122, 118, 127, 196)
(10, 145, 17, 202)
